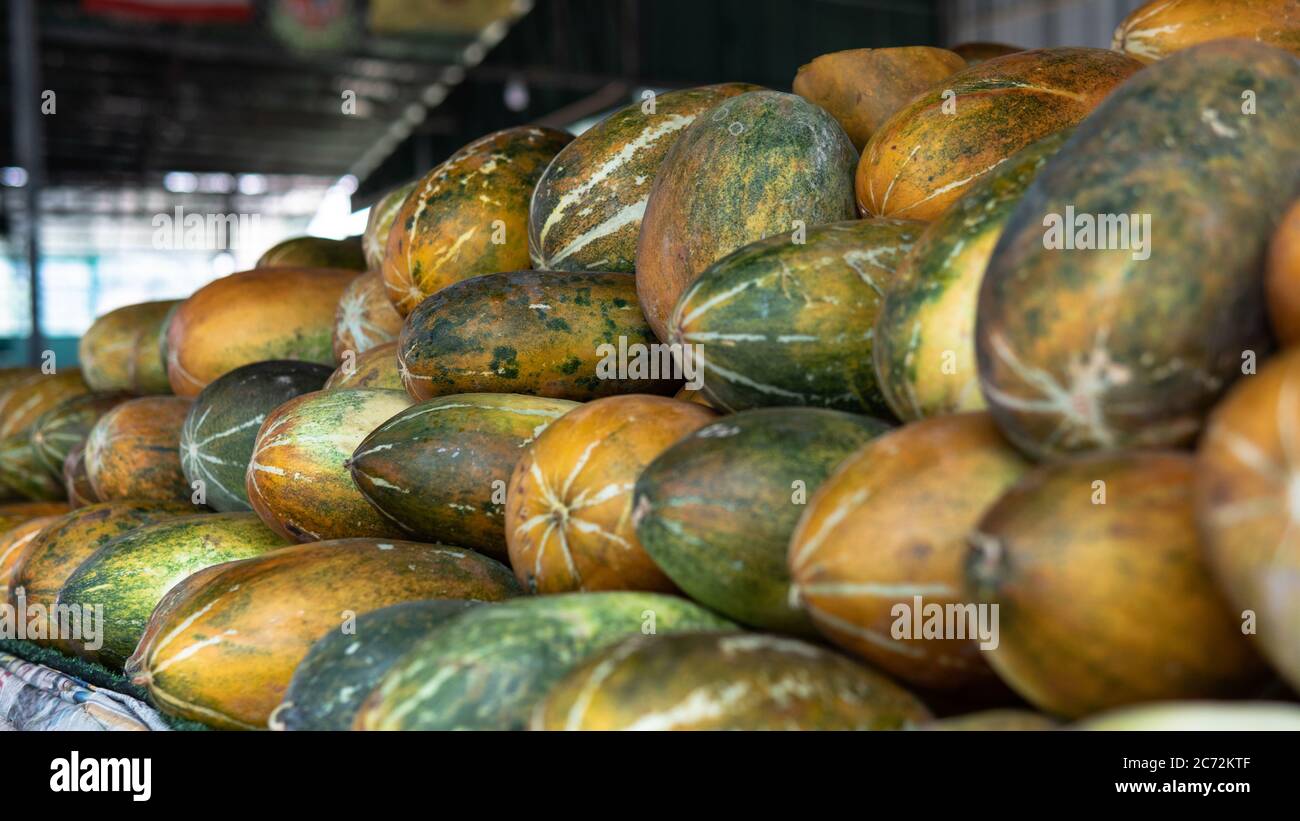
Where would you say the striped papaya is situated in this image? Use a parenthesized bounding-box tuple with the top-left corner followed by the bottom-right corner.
(57, 512, 291, 667)
(351, 393, 579, 559)
(0, 514, 60, 605)
(333, 271, 403, 361)
(976, 41, 1300, 459)
(127, 539, 520, 729)
(0, 433, 64, 501)
(324, 341, 403, 390)
(78, 300, 179, 394)
(1113, 0, 1300, 63)
(636, 90, 858, 340)
(180, 360, 332, 513)
(257, 235, 365, 270)
(362, 182, 416, 272)
(873, 130, 1070, 421)
(62, 443, 98, 508)
(529, 83, 759, 273)
(792, 48, 964, 150)
(165, 267, 356, 397)
(30, 392, 133, 477)
(632, 408, 889, 634)
(383, 126, 573, 316)
(85, 396, 192, 503)
(670, 218, 922, 415)
(506, 395, 716, 593)
(356, 592, 732, 731)
(532, 632, 931, 730)
(0, 501, 70, 533)
(1266, 200, 1300, 345)
(398, 270, 678, 401)
(0, 369, 91, 438)
(246, 388, 413, 541)
(0, 367, 37, 395)
(1195, 346, 1300, 693)
(788, 413, 1028, 690)
(967, 452, 1266, 718)
(272, 600, 483, 731)
(857, 48, 1141, 221)
(11, 501, 195, 641)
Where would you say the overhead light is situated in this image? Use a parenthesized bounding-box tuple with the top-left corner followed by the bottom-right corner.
(423, 84, 447, 106)
(1, 167, 28, 187)
(198, 173, 235, 193)
(504, 77, 530, 112)
(238, 174, 268, 195)
(163, 172, 198, 193)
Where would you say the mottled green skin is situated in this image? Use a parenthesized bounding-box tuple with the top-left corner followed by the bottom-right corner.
(874, 131, 1070, 422)
(29, 392, 132, 478)
(398, 270, 679, 401)
(530, 83, 762, 273)
(275, 600, 482, 731)
(977, 41, 1300, 460)
(357, 592, 733, 730)
(534, 632, 931, 730)
(671, 219, 922, 415)
(350, 393, 579, 558)
(0, 433, 63, 501)
(636, 90, 859, 340)
(257, 236, 366, 270)
(362, 183, 416, 272)
(632, 408, 890, 634)
(57, 513, 290, 668)
(180, 361, 332, 513)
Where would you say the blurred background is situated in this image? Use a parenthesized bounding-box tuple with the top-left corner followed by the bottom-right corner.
(0, 0, 1147, 367)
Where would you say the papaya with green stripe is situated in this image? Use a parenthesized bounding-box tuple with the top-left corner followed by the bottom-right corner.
(30, 392, 133, 478)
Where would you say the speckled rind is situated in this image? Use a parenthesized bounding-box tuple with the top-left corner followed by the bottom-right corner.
(30, 392, 133, 478)
(0, 514, 61, 606)
(0, 433, 65, 501)
(355, 592, 733, 731)
(632, 407, 889, 634)
(323, 341, 403, 390)
(636, 90, 859, 340)
(362, 183, 417, 272)
(0, 370, 91, 438)
(62, 444, 99, 508)
(671, 218, 922, 415)
(1113, 0, 1300, 63)
(78, 301, 180, 395)
(976, 41, 1300, 460)
(532, 631, 931, 730)
(352, 393, 579, 559)
(256, 236, 366, 270)
(85, 397, 193, 503)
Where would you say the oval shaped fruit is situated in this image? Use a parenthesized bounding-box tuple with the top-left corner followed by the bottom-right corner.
(1113, 0, 1300, 63)
(398, 270, 678, 401)
(11, 501, 195, 640)
(633, 407, 889, 634)
(950, 42, 1021, 64)
(670, 218, 922, 415)
(78, 300, 179, 394)
(62, 443, 98, 508)
(383, 126, 573, 315)
(165, 267, 356, 397)
(1076, 702, 1300, 731)
(917, 709, 1057, 731)
(873, 130, 1069, 421)
(857, 48, 1142, 221)
(0, 433, 65, 501)
(0, 367, 37, 395)
(976, 41, 1300, 459)
(529, 83, 760, 273)
(257, 235, 365, 270)
(356, 592, 733, 731)
(0, 369, 91, 437)
(636, 90, 858, 340)
(532, 632, 931, 730)
(789, 413, 1028, 689)
(0, 501, 70, 533)
(272, 599, 482, 731)
(323, 341, 403, 390)
(1266, 200, 1300, 345)
(966, 452, 1266, 718)
(352, 393, 579, 558)
(30, 392, 132, 477)
(332, 271, 403, 360)
(247, 388, 413, 541)
(506, 395, 715, 593)
(1195, 346, 1300, 693)
(0, 515, 60, 605)
(57, 512, 291, 667)
(128, 539, 520, 729)
(362, 182, 416, 272)
(180, 360, 332, 513)
(792, 47, 965, 151)
(85, 396, 192, 503)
